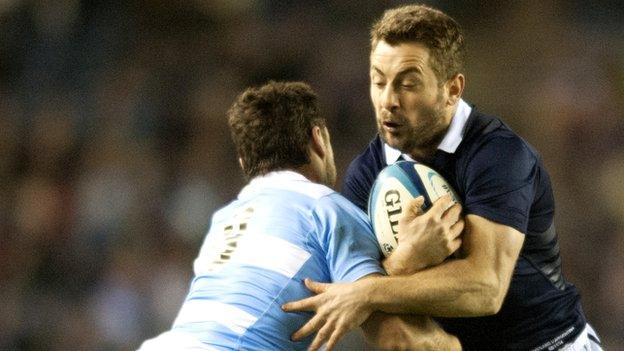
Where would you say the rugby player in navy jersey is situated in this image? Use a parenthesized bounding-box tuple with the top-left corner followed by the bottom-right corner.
(283, 5, 602, 350)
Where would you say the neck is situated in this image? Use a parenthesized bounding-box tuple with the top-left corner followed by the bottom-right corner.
(295, 164, 321, 184)
(408, 143, 439, 163)
(409, 126, 448, 162)
(409, 103, 457, 161)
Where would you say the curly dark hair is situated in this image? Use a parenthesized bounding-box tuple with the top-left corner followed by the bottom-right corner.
(370, 4, 465, 84)
(227, 81, 326, 179)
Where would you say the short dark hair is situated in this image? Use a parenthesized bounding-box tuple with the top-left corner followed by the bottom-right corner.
(371, 4, 465, 83)
(227, 81, 326, 179)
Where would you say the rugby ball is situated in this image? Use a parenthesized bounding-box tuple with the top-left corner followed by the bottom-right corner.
(367, 161, 460, 257)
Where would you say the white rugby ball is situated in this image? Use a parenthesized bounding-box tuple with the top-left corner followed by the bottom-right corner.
(367, 161, 460, 257)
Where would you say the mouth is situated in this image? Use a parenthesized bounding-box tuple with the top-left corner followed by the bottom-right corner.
(382, 120, 402, 132)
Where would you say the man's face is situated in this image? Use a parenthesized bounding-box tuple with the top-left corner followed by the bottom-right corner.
(370, 41, 451, 156)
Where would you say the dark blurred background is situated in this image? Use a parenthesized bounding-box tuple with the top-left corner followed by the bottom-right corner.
(0, 0, 622, 350)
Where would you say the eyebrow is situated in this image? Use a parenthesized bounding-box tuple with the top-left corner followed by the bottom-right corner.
(370, 66, 423, 78)
(370, 66, 385, 77)
(396, 67, 423, 78)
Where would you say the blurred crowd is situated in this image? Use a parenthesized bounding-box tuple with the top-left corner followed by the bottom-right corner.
(0, 1, 622, 350)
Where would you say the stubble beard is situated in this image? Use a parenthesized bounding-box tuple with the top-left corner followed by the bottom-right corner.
(378, 100, 448, 159)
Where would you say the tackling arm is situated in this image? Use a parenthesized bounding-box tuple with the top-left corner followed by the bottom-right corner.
(281, 214, 520, 348)
(286, 275, 463, 351)
(369, 214, 524, 317)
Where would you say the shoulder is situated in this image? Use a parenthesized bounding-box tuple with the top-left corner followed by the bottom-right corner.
(232, 181, 337, 234)
(208, 200, 238, 226)
(257, 181, 369, 227)
(314, 192, 370, 226)
(457, 112, 545, 229)
(460, 111, 539, 172)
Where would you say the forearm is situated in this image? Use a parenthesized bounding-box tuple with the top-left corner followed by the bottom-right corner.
(368, 258, 501, 317)
(374, 215, 523, 317)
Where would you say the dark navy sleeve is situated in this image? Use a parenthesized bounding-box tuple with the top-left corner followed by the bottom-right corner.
(341, 158, 375, 212)
(462, 134, 538, 234)
(341, 136, 387, 212)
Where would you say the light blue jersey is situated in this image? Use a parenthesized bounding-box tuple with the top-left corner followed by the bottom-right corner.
(138, 171, 384, 351)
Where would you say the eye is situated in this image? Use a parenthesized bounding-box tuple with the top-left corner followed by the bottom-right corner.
(372, 80, 386, 88)
(401, 80, 418, 89)
(370, 73, 386, 87)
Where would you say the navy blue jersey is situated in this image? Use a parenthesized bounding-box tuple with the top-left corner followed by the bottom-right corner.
(342, 108, 587, 350)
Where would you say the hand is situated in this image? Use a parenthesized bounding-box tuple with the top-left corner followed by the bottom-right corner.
(281, 278, 374, 351)
(385, 194, 464, 275)
(363, 313, 462, 351)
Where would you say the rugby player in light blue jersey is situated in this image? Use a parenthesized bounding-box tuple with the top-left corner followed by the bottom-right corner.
(138, 82, 461, 351)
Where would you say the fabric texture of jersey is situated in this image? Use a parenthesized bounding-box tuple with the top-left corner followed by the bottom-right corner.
(140, 171, 384, 351)
(341, 106, 587, 350)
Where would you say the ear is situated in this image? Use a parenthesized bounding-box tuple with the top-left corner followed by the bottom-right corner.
(310, 125, 326, 159)
(445, 73, 465, 107)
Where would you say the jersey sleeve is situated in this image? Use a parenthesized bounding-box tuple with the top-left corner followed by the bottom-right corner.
(341, 157, 376, 212)
(313, 194, 386, 283)
(462, 135, 538, 234)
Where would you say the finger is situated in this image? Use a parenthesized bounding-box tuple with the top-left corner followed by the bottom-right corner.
(292, 313, 325, 341)
(442, 203, 462, 225)
(324, 326, 347, 351)
(449, 218, 465, 239)
(449, 237, 462, 254)
(304, 278, 330, 294)
(307, 320, 334, 351)
(407, 196, 425, 215)
(282, 295, 318, 312)
(400, 196, 425, 223)
(429, 194, 453, 217)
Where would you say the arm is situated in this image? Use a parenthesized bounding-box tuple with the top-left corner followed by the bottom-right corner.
(369, 214, 524, 316)
(285, 276, 462, 351)
(282, 214, 523, 342)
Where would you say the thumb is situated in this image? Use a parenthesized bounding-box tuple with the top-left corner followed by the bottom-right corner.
(304, 278, 330, 294)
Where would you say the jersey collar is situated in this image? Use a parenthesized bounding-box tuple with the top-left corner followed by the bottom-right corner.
(384, 99, 472, 165)
(238, 170, 333, 200)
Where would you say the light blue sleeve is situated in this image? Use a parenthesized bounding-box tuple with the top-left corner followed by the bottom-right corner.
(313, 193, 386, 283)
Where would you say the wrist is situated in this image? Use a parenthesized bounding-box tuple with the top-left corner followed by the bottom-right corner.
(360, 277, 377, 307)
(382, 254, 405, 275)
(364, 276, 388, 312)
(383, 243, 427, 275)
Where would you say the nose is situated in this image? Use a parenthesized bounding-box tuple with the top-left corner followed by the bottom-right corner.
(380, 85, 399, 113)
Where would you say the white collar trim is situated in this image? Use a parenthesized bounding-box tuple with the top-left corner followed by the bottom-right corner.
(384, 99, 472, 165)
(238, 170, 332, 199)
